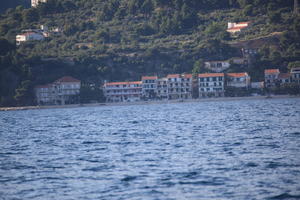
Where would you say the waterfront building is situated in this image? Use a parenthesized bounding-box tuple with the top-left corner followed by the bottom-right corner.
(103, 81, 142, 102)
(291, 67, 300, 84)
(264, 69, 280, 88)
(35, 76, 81, 105)
(141, 76, 158, 99)
(204, 61, 230, 72)
(251, 82, 264, 89)
(167, 74, 192, 99)
(278, 73, 292, 86)
(16, 32, 44, 45)
(31, 0, 47, 7)
(198, 73, 225, 98)
(157, 78, 168, 100)
(227, 72, 251, 88)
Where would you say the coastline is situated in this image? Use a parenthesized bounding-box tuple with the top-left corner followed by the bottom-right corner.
(0, 95, 298, 112)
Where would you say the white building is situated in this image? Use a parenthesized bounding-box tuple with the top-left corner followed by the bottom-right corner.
(103, 81, 142, 102)
(16, 32, 44, 45)
(227, 72, 251, 88)
(264, 69, 280, 88)
(251, 82, 264, 89)
(32, 0, 47, 7)
(157, 78, 168, 100)
(167, 74, 192, 99)
(141, 76, 158, 99)
(35, 76, 81, 105)
(227, 22, 250, 34)
(198, 73, 225, 98)
(204, 61, 230, 72)
(291, 67, 300, 84)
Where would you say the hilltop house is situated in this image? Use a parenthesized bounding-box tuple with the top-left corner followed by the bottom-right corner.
(204, 61, 230, 72)
(141, 76, 158, 99)
(227, 22, 250, 34)
(32, 0, 47, 7)
(16, 32, 44, 45)
(198, 73, 225, 98)
(227, 73, 251, 88)
(35, 76, 81, 105)
(167, 74, 192, 99)
(103, 81, 142, 102)
(264, 69, 280, 88)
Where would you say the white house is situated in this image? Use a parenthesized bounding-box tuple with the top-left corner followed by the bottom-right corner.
(291, 67, 300, 84)
(227, 22, 250, 34)
(31, 0, 47, 7)
(157, 78, 168, 100)
(198, 73, 225, 98)
(204, 61, 230, 72)
(264, 69, 280, 88)
(103, 81, 142, 103)
(35, 76, 81, 105)
(16, 32, 44, 45)
(227, 72, 251, 88)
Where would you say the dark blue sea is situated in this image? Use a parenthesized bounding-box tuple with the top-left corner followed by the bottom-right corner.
(1, 98, 300, 200)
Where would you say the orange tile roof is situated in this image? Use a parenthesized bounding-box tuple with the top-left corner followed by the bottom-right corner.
(182, 74, 192, 78)
(105, 81, 142, 86)
(278, 73, 291, 79)
(265, 69, 280, 74)
(55, 76, 81, 83)
(227, 72, 248, 77)
(167, 74, 180, 78)
(198, 73, 224, 78)
(142, 76, 158, 80)
(227, 26, 248, 31)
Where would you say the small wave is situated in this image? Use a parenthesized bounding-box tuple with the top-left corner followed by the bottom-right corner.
(267, 193, 300, 199)
(245, 162, 258, 167)
(178, 180, 223, 186)
(121, 176, 137, 182)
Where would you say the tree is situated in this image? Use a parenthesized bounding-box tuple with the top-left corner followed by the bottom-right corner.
(23, 8, 39, 23)
(0, 38, 15, 55)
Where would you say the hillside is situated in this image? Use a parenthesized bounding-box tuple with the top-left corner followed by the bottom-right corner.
(0, 0, 299, 106)
(0, 0, 30, 13)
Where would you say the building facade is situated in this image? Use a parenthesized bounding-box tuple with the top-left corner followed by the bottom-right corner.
(167, 74, 192, 99)
(227, 22, 250, 34)
(227, 72, 251, 88)
(141, 76, 158, 99)
(157, 78, 168, 100)
(35, 76, 81, 105)
(204, 61, 230, 72)
(198, 73, 225, 98)
(291, 67, 300, 84)
(264, 69, 280, 88)
(103, 81, 142, 102)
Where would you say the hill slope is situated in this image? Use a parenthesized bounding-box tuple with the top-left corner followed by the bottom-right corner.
(0, 0, 299, 106)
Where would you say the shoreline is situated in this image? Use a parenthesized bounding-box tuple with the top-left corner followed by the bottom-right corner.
(0, 95, 299, 112)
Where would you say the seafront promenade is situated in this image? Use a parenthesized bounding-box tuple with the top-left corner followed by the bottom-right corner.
(0, 95, 298, 112)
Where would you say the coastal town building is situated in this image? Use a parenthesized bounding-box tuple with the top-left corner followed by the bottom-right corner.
(227, 72, 251, 88)
(16, 32, 44, 45)
(103, 81, 142, 102)
(35, 76, 81, 105)
(251, 82, 264, 89)
(291, 67, 300, 84)
(198, 73, 225, 98)
(278, 73, 292, 85)
(31, 0, 47, 7)
(167, 74, 192, 99)
(264, 69, 280, 88)
(227, 22, 250, 34)
(204, 61, 230, 72)
(157, 78, 168, 100)
(141, 76, 158, 99)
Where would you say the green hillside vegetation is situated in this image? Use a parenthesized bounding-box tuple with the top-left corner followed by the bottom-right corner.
(0, 0, 299, 106)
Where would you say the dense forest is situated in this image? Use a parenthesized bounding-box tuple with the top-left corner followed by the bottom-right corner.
(0, 0, 299, 106)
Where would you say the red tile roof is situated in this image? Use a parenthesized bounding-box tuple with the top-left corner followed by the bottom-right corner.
(265, 69, 280, 74)
(227, 26, 248, 31)
(182, 74, 192, 78)
(55, 76, 81, 83)
(278, 73, 291, 79)
(227, 72, 248, 77)
(198, 73, 224, 78)
(105, 81, 142, 86)
(167, 74, 180, 78)
(142, 76, 158, 80)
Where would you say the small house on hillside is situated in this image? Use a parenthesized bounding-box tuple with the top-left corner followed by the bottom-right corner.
(204, 61, 230, 72)
(227, 22, 250, 34)
(16, 32, 44, 45)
